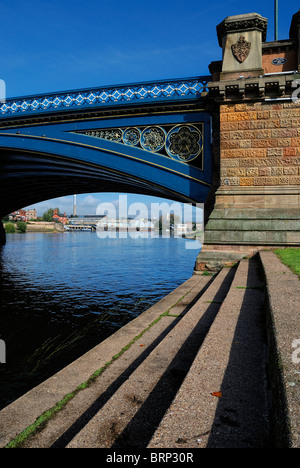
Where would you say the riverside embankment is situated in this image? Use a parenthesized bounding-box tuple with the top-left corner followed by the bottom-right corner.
(0, 250, 299, 449)
(26, 222, 65, 232)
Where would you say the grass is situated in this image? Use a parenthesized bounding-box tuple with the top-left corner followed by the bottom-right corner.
(274, 248, 300, 280)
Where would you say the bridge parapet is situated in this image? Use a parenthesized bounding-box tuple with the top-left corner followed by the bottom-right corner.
(0, 77, 210, 121)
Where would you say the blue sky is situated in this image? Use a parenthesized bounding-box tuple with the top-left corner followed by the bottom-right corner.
(2, 0, 297, 217)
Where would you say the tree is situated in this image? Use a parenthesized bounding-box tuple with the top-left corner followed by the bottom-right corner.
(17, 221, 27, 233)
(5, 223, 16, 233)
(42, 208, 59, 222)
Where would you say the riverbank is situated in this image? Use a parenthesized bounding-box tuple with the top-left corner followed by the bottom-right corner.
(3, 221, 65, 233)
(0, 249, 298, 448)
(26, 222, 65, 232)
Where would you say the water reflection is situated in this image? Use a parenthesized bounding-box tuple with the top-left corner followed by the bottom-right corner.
(0, 233, 198, 409)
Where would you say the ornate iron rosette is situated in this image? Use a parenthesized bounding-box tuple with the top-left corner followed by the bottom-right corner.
(166, 125, 202, 162)
(140, 126, 166, 153)
(122, 127, 141, 146)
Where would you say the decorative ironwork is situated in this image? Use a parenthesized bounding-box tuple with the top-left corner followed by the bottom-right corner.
(85, 129, 122, 142)
(140, 127, 166, 152)
(123, 128, 140, 146)
(0, 76, 211, 118)
(80, 123, 203, 164)
(166, 125, 202, 162)
(231, 36, 251, 63)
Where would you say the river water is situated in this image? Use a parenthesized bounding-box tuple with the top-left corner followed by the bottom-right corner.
(0, 232, 200, 410)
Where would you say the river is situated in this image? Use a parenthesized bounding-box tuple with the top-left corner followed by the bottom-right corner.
(0, 232, 200, 410)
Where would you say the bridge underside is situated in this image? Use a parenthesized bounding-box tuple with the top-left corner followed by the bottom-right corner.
(0, 147, 205, 219)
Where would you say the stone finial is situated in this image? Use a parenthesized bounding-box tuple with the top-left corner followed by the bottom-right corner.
(217, 13, 268, 80)
(290, 10, 300, 71)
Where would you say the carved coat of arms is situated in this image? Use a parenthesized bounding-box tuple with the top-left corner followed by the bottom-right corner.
(231, 36, 251, 63)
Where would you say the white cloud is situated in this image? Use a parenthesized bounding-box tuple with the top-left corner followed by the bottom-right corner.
(25, 196, 73, 216)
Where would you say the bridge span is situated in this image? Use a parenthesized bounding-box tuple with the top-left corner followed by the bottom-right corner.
(0, 76, 212, 221)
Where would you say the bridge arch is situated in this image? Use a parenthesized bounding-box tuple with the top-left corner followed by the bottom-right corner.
(0, 109, 212, 218)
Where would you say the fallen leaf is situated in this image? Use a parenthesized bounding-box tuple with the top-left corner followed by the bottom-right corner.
(211, 391, 222, 398)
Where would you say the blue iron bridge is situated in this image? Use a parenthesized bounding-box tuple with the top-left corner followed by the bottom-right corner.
(0, 76, 212, 218)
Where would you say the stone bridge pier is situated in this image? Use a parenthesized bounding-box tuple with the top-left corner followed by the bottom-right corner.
(195, 10, 300, 270)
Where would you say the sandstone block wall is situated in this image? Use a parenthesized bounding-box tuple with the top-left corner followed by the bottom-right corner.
(220, 101, 300, 190)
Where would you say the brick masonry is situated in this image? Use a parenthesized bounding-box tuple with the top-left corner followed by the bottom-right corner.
(220, 101, 300, 188)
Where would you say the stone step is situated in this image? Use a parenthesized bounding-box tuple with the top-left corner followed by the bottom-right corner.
(0, 273, 213, 448)
(18, 266, 234, 448)
(148, 257, 270, 448)
(1, 257, 272, 449)
(64, 267, 235, 448)
(194, 249, 248, 271)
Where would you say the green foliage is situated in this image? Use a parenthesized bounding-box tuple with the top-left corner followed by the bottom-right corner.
(16, 221, 27, 233)
(4, 222, 16, 233)
(274, 248, 300, 279)
(42, 208, 55, 222)
(42, 208, 60, 222)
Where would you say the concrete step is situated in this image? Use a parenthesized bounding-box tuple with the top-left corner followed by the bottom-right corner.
(2, 257, 273, 449)
(16, 266, 235, 448)
(64, 267, 236, 449)
(259, 250, 300, 448)
(148, 257, 270, 448)
(0, 273, 213, 448)
(194, 249, 249, 271)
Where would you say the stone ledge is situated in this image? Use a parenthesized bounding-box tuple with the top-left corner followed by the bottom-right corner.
(208, 73, 299, 101)
(209, 208, 300, 220)
(259, 250, 300, 448)
(204, 230, 300, 245)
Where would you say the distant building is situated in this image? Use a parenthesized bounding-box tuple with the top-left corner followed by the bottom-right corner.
(52, 209, 68, 225)
(9, 210, 28, 222)
(27, 209, 38, 220)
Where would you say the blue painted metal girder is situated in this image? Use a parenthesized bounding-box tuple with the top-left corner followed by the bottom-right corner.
(0, 81, 212, 216)
(0, 76, 210, 119)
